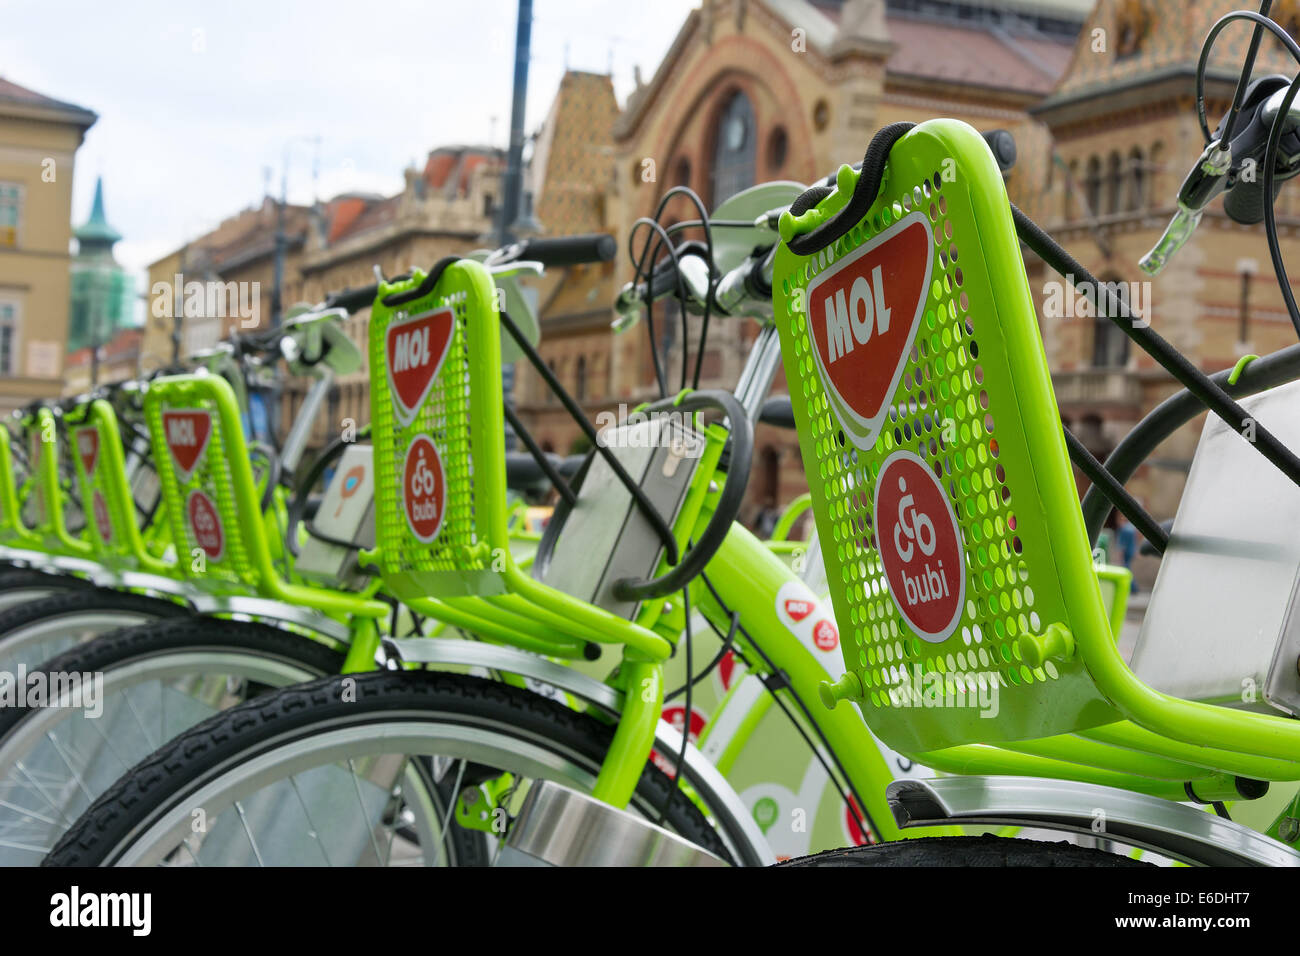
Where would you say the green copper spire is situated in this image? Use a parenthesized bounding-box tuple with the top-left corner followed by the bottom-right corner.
(74, 176, 122, 248)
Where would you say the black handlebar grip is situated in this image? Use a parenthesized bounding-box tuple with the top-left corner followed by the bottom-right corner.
(759, 395, 796, 430)
(518, 233, 617, 267)
(983, 129, 1017, 173)
(1224, 176, 1284, 225)
(324, 283, 379, 314)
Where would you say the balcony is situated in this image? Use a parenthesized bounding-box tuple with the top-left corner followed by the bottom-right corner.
(1052, 368, 1142, 409)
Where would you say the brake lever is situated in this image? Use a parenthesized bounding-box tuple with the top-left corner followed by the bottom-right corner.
(1139, 139, 1233, 275)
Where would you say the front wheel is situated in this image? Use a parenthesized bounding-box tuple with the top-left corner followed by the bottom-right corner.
(45, 670, 731, 867)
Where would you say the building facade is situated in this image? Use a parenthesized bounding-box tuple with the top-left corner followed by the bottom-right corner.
(0, 77, 96, 414)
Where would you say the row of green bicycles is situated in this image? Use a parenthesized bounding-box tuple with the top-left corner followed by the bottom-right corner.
(6, 5, 1300, 867)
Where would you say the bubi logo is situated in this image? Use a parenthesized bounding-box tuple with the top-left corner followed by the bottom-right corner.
(74, 427, 100, 477)
(386, 308, 456, 426)
(161, 409, 212, 482)
(402, 434, 446, 543)
(805, 211, 933, 450)
(186, 489, 224, 562)
(335, 464, 366, 518)
(813, 619, 839, 651)
(873, 450, 964, 642)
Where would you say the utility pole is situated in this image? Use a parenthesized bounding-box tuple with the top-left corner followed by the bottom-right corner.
(497, 0, 533, 246)
(498, 0, 533, 450)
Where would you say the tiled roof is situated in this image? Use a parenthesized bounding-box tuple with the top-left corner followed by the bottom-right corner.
(1047, 0, 1300, 105)
(886, 14, 1075, 94)
(0, 76, 95, 120)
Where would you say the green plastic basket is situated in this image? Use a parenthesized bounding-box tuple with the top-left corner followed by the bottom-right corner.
(143, 372, 386, 619)
(0, 422, 33, 547)
(366, 259, 672, 661)
(774, 119, 1118, 754)
(67, 398, 172, 575)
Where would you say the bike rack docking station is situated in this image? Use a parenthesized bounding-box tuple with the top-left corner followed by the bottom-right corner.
(887, 777, 1300, 867)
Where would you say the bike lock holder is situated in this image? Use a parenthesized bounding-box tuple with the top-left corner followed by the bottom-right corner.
(887, 776, 1300, 866)
(384, 636, 775, 866)
(496, 780, 728, 867)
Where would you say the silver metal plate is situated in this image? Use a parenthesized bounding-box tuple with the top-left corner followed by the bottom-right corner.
(1132, 379, 1300, 714)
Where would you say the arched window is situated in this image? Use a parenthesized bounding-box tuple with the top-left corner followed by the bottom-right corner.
(711, 90, 757, 206)
(1105, 152, 1123, 215)
(1084, 156, 1103, 216)
(1127, 147, 1145, 211)
(575, 355, 587, 402)
(1149, 142, 1164, 208)
(1066, 158, 1080, 220)
(1093, 278, 1132, 368)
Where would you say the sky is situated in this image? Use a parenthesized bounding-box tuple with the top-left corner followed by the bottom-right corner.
(0, 0, 699, 281)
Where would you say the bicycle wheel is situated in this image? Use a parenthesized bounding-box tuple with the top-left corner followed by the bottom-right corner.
(0, 616, 345, 865)
(45, 670, 732, 867)
(0, 589, 187, 676)
(782, 834, 1150, 866)
(0, 568, 90, 613)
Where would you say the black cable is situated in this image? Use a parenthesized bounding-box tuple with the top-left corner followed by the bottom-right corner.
(1214, 0, 1275, 148)
(1064, 428, 1168, 554)
(1080, 342, 1300, 544)
(665, 608, 739, 702)
(499, 310, 679, 564)
(699, 570, 874, 842)
(1196, 5, 1299, 144)
(501, 402, 577, 507)
(627, 216, 686, 398)
(1260, 68, 1300, 340)
(1013, 203, 1300, 491)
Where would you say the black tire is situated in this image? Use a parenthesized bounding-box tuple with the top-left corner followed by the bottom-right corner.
(0, 567, 91, 594)
(45, 670, 732, 866)
(782, 834, 1151, 867)
(0, 615, 352, 866)
(0, 614, 345, 741)
(0, 587, 188, 659)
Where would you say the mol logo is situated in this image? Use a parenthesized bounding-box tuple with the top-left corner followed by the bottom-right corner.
(806, 210, 932, 450)
(161, 409, 212, 482)
(385, 308, 456, 426)
(873, 450, 964, 642)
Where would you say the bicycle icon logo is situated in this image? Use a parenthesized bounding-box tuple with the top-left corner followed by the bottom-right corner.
(874, 450, 964, 642)
(402, 433, 446, 543)
(892, 479, 937, 563)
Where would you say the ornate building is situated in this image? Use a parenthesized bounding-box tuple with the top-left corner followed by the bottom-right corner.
(0, 77, 96, 414)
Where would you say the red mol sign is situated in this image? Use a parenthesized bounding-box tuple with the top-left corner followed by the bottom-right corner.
(162, 409, 212, 482)
(386, 308, 455, 426)
(186, 489, 224, 562)
(92, 489, 113, 544)
(873, 450, 965, 642)
(74, 427, 100, 477)
(805, 211, 932, 450)
(402, 434, 446, 543)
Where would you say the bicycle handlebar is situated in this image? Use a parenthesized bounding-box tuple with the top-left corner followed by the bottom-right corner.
(505, 233, 616, 268)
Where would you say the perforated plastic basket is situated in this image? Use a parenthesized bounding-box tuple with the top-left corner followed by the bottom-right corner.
(773, 119, 1117, 753)
(368, 259, 506, 600)
(68, 398, 171, 574)
(144, 375, 260, 589)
